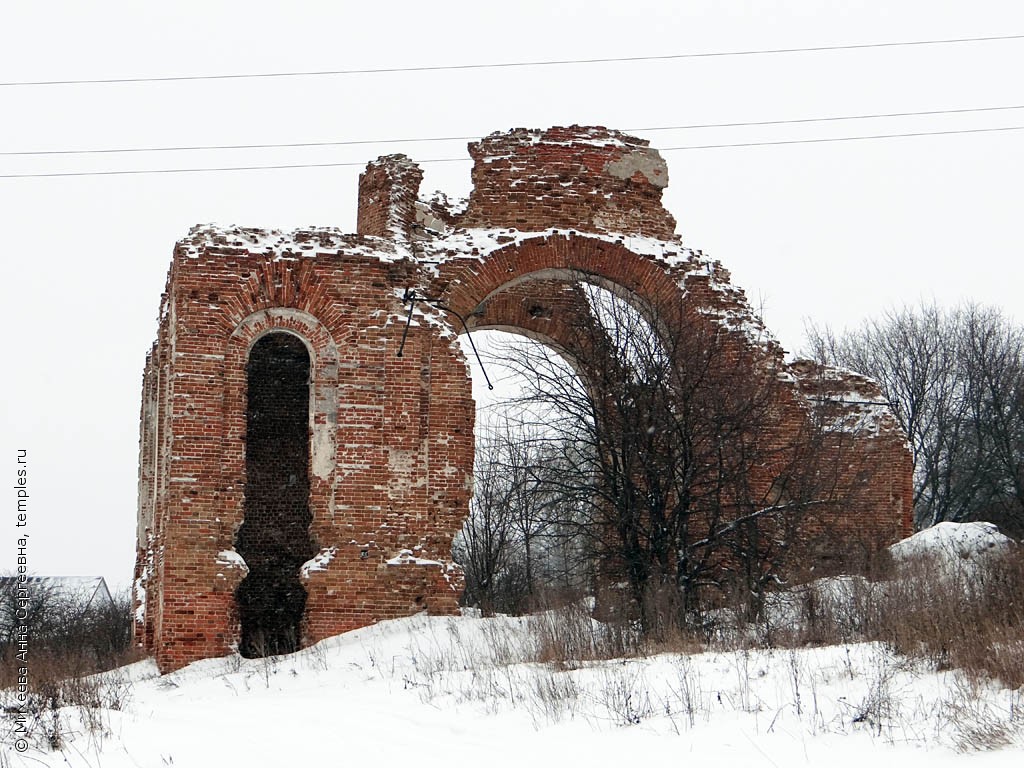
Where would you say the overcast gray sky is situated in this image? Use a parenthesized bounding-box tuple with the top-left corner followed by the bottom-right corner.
(1, 1, 1021, 589)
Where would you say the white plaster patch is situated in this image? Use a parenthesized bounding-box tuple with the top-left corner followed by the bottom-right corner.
(604, 148, 669, 188)
(312, 422, 335, 481)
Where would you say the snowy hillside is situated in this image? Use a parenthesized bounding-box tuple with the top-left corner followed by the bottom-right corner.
(2, 612, 1021, 766)
(3, 523, 1022, 767)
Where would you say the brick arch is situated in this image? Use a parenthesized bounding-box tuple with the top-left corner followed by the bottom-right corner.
(440, 235, 825, 609)
(210, 259, 338, 337)
(460, 279, 612, 394)
(436, 234, 756, 396)
(438, 234, 690, 327)
(225, 307, 339, 482)
(441, 230, 806, 520)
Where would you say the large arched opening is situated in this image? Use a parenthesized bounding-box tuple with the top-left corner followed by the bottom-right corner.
(454, 267, 672, 615)
(447, 247, 812, 624)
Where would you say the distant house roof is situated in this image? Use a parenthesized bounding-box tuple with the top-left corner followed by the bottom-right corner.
(0, 576, 113, 612)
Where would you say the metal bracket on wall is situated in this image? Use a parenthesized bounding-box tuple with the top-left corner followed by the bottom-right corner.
(396, 288, 494, 390)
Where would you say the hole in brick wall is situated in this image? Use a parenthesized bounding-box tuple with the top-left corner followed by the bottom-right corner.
(235, 332, 316, 658)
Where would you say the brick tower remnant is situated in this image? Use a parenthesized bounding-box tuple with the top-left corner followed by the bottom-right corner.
(135, 126, 913, 672)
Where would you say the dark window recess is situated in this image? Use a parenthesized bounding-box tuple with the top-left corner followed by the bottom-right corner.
(235, 333, 316, 658)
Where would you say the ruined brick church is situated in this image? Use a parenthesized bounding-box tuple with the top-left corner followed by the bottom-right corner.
(134, 126, 913, 672)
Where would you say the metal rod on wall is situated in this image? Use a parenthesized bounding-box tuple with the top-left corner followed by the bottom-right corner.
(395, 289, 494, 390)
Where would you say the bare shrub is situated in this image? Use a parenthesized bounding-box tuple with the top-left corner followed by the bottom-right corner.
(852, 550, 1023, 688)
(596, 666, 653, 726)
(0, 659, 133, 752)
(848, 648, 901, 740)
(752, 543, 1024, 693)
(784, 575, 881, 647)
(478, 619, 532, 667)
(527, 600, 640, 668)
(530, 670, 580, 725)
(0, 582, 137, 753)
(0, 582, 136, 685)
(665, 656, 707, 729)
(943, 676, 1023, 752)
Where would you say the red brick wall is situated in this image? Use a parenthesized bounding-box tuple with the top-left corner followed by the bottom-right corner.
(135, 127, 912, 672)
(458, 126, 676, 238)
(136, 231, 474, 672)
(356, 154, 423, 241)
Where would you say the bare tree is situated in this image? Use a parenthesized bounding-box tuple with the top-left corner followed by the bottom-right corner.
(806, 302, 1024, 537)
(489, 282, 844, 630)
(0, 578, 132, 675)
(958, 305, 1024, 537)
(455, 416, 588, 614)
(0, 579, 59, 659)
(453, 431, 522, 614)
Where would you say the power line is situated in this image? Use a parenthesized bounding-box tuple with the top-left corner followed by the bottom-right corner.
(638, 104, 1024, 134)
(660, 124, 1024, 151)
(0, 134, 471, 157)
(0, 157, 464, 179)
(2, 33, 1022, 88)
(2, 125, 1021, 180)
(4, 104, 1023, 157)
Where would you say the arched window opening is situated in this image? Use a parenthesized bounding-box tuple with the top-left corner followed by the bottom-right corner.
(235, 332, 315, 658)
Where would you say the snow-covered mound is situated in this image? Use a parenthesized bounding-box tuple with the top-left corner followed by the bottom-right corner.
(889, 521, 1016, 565)
(3, 612, 1021, 766)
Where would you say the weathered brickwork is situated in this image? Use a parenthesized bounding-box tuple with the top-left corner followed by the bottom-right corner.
(135, 125, 913, 672)
(458, 126, 675, 238)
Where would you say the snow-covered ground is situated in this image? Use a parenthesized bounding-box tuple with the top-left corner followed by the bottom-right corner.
(3, 522, 1022, 766)
(890, 521, 1016, 567)
(2, 611, 1021, 767)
